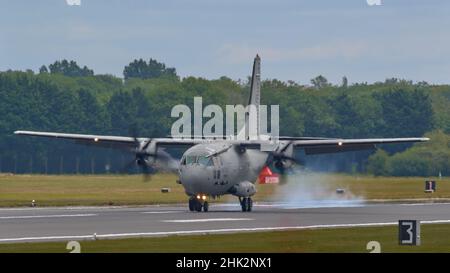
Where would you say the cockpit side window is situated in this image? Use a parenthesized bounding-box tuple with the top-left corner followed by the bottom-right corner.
(180, 157, 186, 165)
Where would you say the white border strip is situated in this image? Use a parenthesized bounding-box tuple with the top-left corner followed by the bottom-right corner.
(141, 211, 181, 214)
(0, 214, 97, 220)
(162, 218, 253, 223)
(1, 219, 450, 243)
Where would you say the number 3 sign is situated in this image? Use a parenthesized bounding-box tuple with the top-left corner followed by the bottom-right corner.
(399, 220, 421, 246)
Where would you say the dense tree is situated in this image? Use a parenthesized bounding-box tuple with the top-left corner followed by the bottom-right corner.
(107, 91, 135, 134)
(77, 89, 110, 133)
(368, 131, 450, 177)
(367, 149, 389, 176)
(0, 61, 448, 176)
(374, 88, 434, 138)
(123, 58, 177, 80)
(48, 60, 94, 77)
(310, 75, 331, 89)
(39, 65, 48, 74)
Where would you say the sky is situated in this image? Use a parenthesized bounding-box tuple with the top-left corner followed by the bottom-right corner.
(1, 0, 450, 85)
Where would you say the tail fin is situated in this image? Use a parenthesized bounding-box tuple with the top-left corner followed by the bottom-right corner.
(237, 54, 261, 140)
(248, 54, 261, 110)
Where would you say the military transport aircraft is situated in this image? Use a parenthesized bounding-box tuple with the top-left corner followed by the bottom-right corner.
(15, 55, 429, 212)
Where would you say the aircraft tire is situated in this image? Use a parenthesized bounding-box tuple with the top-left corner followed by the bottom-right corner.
(195, 201, 202, 212)
(203, 201, 209, 212)
(241, 197, 248, 212)
(188, 198, 195, 211)
(247, 198, 253, 212)
(240, 197, 253, 212)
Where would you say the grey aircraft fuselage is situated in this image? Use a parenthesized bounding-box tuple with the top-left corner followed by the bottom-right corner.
(179, 142, 269, 198)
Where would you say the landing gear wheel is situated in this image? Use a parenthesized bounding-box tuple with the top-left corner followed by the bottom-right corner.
(188, 198, 195, 212)
(240, 197, 253, 212)
(203, 201, 209, 212)
(195, 201, 202, 212)
(240, 198, 245, 212)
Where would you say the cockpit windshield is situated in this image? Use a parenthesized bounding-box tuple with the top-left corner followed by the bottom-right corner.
(185, 156, 196, 165)
(197, 156, 213, 166)
(182, 155, 213, 166)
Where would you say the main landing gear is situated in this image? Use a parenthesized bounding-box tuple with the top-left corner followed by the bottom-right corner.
(189, 195, 209, 212)
(240, 197, 253, 212)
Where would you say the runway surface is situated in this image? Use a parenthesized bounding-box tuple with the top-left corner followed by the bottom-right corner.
(1, 202, 450, 243)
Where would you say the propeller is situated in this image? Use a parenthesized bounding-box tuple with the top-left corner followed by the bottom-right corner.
(269, 141, 302, 179)
(273, 154, 298, 174)
(120, 139, 155, 181)
(120, 126, 176, 181)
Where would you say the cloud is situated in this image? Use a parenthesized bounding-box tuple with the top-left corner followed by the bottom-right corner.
(217, 41, 368, 64)
(66, 0, 81, 6)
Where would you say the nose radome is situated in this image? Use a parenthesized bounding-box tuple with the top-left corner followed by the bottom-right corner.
(180, 166, 209, 193)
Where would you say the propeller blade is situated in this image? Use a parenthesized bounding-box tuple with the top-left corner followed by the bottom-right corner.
(142, 139, 152, 150)
(141, 163, 155, 182)
(274, 154, 299, 164)
(120, 158, 137, 174)
(123, 124, 177, 181)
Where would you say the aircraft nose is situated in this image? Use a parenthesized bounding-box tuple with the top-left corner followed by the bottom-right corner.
(180, 166, 209, 193)
(180, 166, 202, 182)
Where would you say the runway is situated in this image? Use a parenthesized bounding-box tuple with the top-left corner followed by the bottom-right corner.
(1, 202, 450, 243)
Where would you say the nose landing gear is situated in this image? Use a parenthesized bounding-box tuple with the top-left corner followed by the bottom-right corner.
(189, 195, 209, 212)
(240, 197, 253, 212)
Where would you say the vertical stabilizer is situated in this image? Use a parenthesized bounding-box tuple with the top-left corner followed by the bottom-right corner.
(248, 54, 261, 111)
(238, 54, 261, 140)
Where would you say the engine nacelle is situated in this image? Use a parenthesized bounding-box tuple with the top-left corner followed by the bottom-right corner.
(228, 181, 256, 197)
(274, 159, 293, 170)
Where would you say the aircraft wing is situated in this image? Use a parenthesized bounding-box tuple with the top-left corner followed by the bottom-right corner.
(14, 130, 210, 149)
(14, 131, 429, 154)
(292, 137, 429, 155)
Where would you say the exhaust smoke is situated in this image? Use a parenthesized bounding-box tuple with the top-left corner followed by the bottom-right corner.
(272, 171, 365, 209)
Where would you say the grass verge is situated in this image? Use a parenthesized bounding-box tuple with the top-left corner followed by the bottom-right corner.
(1, 224, 449, 253)
(0, 173, 448, 207)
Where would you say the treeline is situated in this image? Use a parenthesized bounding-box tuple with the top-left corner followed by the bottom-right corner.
(367, 130, 450, 177)
(0, 59, 449, 176)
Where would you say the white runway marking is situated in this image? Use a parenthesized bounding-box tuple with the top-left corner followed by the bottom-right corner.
(2, 219, 450, 243)
(141, 211, 181, 214)
(0, 214, 97, 220)
(398, 203, 450, 206)
(162, 218, 253, 223)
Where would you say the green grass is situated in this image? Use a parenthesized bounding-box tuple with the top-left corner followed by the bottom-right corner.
(271, 174, 450, 201)
(1, 224, 449, 253)
(0, 174, 187, 207)
(0, 173, 448, 207)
